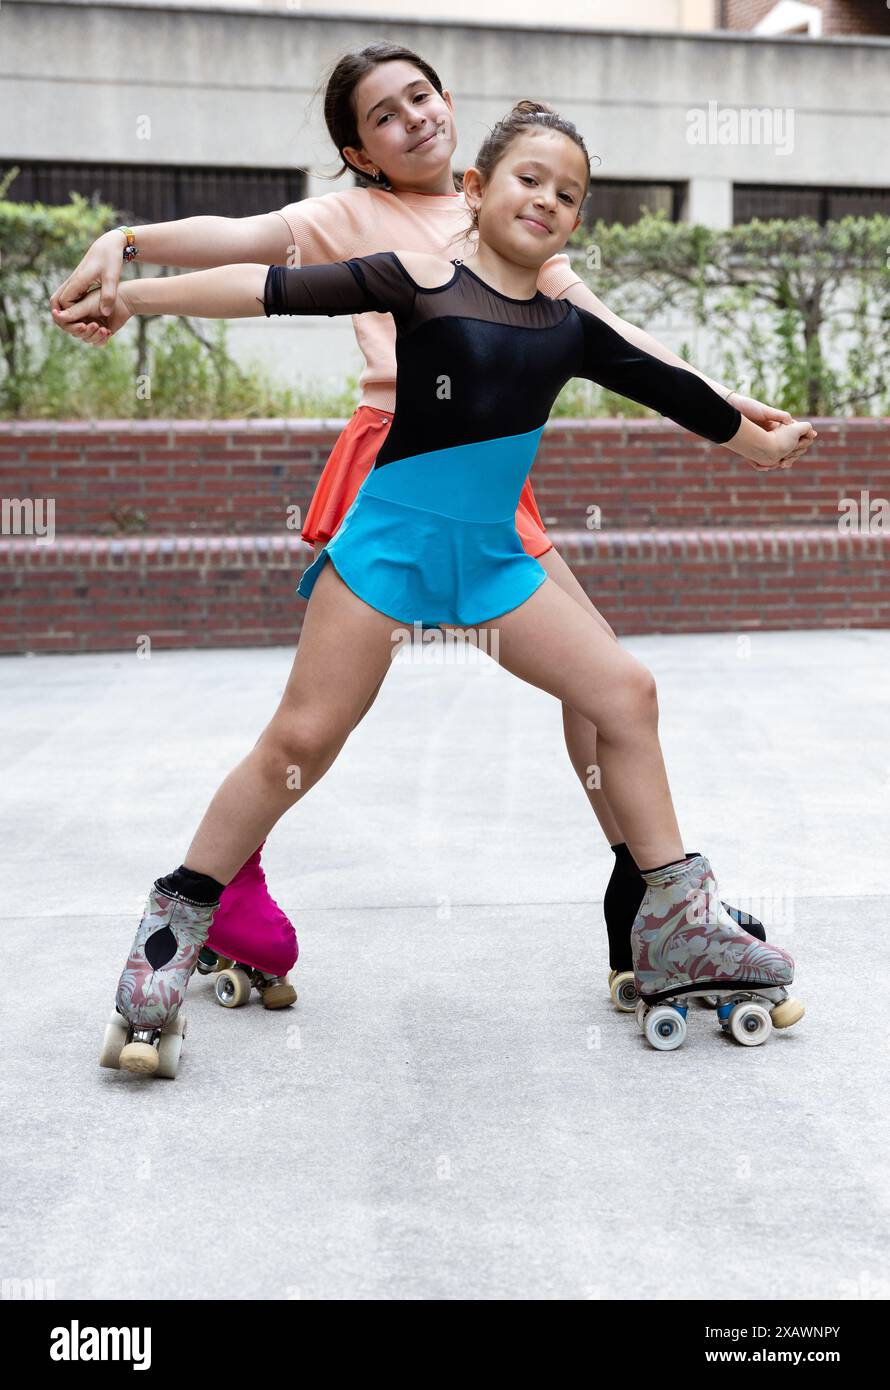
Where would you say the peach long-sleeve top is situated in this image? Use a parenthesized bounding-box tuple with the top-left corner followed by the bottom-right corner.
(274, 184, 584, 414)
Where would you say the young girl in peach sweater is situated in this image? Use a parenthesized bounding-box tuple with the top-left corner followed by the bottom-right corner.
(54, 50, 812, 1046)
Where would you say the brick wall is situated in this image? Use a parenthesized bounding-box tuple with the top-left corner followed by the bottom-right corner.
(1, 417, 887, 653)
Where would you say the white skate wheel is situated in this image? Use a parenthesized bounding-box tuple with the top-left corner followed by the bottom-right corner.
(609, 970, 637, 1011)
(644, 1005, 687, 1051)
(635, 999, 648, 1032)
(728, 1001, 773, 1046)
(214, 966, 252, 1008)
(156, 1021, 186, 1079)
(771, 997, 805, 1030)
(98, 1013, 129, 1070)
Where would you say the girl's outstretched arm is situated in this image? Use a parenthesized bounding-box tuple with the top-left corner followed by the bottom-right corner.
(561, 278, 793, 431)
(52, 187, 370, 334)
(53, 252, 416, 335)
(573, 302, 815, 470)
(120, 264, 269, 319)
(50, 214, 294, 320)
(52, 264, 269, 336)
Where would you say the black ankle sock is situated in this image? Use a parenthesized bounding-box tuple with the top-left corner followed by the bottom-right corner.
(603, 842, 646, 974)
(155, 864, 225, 905)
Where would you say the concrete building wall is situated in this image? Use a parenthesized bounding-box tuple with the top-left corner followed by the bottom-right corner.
(230, 1, 717, 28)
(29, 0, 718, 27)
(5, 5, 886, 198)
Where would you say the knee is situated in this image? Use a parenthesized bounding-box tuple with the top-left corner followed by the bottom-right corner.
(625, 661, 658, 715)
(261, 707, 346, 773)
(602, 660, 659, 733)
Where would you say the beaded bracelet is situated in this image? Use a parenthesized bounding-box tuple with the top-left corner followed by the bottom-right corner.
(114, 226, 139, 262)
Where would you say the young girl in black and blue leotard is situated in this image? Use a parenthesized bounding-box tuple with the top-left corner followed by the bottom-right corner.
(55, 50, 812, 1011)
(87, 102, 813, 1069)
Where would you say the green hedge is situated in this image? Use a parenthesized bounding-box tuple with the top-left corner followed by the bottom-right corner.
(3, 172, 888, 420)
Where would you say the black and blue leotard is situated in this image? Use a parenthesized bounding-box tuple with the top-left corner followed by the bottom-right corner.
(263, 252, 741, 626)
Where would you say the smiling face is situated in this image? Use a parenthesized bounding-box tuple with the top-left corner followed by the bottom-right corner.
(341, 59, 458, 191)
(463, 128, 588, 267)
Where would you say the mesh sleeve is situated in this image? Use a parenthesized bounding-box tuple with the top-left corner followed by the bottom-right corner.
(574, 304, 742, 444)
(263, 251, 416, 322)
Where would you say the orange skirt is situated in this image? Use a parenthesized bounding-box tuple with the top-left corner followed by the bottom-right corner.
(301, 404, 553, 558)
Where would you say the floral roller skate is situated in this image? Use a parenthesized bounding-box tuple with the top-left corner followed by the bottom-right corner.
(607, 846, 767, 1012)
(631, 853, 805, 1051)
(99, 883, 220, 1078)
(195, 844, 298, 1011)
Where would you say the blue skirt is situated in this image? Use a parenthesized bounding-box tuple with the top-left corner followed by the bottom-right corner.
(296, 425, 549, 628)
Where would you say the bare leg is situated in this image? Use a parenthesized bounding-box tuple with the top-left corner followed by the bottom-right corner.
(535, 544, 624, 846)
(310, 541, 387, 732)
(182, 562, 401, 883)
(447, 578, 685, 871)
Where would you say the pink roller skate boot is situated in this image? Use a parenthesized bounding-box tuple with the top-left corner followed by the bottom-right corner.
(197, 843, 298, 1010)
(631, 853, 805, 1051)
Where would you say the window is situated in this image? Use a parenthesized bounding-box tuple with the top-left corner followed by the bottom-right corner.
(581, 179, 682, 228)
(734, 183, 890, 223)
(4, 161, 305, 223)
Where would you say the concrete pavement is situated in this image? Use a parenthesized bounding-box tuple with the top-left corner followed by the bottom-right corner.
(1, 629, 888, 1300)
